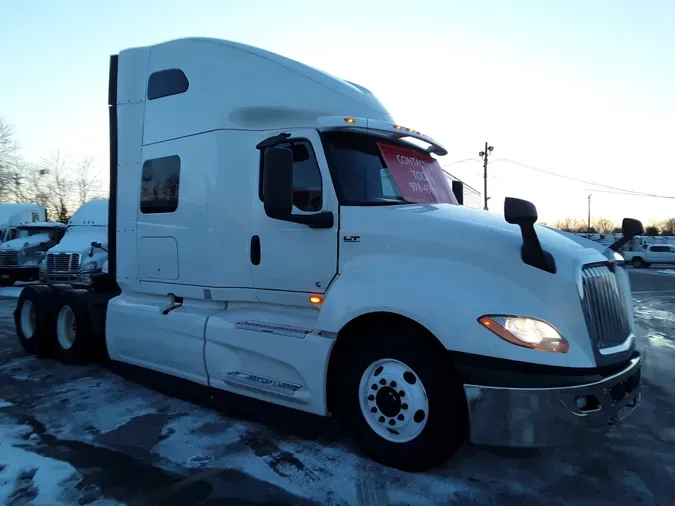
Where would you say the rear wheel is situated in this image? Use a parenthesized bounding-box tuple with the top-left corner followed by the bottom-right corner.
(13, 285, 56, 356)
(632, 257, 644, 268)
(53, 289, 93, 364)
(334, 324, 467, 472)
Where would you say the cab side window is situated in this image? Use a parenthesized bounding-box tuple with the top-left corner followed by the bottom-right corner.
(260, 140, 322, 212)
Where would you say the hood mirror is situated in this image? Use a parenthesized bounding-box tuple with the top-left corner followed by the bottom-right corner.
(609, 218, 644, 252)
(504, 197, 556, 274)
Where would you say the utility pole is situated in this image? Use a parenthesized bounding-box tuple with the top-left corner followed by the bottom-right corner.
(479, 142, 494, 210)
(587, 194, 592, 232)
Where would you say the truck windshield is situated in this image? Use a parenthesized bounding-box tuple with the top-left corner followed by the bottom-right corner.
(17, 227, 59, 239)
(321, 131, 458, 206)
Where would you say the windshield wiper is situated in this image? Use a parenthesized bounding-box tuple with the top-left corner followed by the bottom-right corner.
(360, 197, 412, 206)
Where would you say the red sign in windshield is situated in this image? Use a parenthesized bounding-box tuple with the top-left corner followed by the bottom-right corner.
(377, 142, 458, 204)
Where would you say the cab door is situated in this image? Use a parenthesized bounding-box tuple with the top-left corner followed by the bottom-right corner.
(250, 129, 339, 294)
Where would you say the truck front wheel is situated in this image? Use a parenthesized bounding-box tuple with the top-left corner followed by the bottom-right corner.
(632, 257, 644, 268)
(334, 326, 467, 472)
(53, 289, 93, 365)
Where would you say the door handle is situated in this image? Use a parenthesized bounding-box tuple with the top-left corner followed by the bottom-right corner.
(250, 235, 261, 265)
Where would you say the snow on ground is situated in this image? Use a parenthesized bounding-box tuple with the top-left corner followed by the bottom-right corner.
(0, 294, 674, 503)
(0, 418, 120, 506)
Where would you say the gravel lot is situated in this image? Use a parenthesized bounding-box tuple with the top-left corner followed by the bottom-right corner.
(0, 271, 674, 505)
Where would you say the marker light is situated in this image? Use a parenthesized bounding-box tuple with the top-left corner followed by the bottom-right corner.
(344, 117, 356, 124)
(406, 127, 414, 133)
(309, 295, 324, 305)
(478, 315, 570, 353)
(393, 125, 403, 130)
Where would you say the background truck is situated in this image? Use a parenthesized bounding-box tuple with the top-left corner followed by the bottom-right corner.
(0, 203, 47, 243)
(13, 37, 642, 472)
(0, 222, 66, 286)
(623, 244, 675, 268)
(39, 198, 109, 287)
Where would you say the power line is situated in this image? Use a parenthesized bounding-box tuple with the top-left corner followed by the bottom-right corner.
(488, 157, 675, 200)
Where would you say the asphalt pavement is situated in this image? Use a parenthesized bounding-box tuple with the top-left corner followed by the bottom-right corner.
(0, 273, 674, 505)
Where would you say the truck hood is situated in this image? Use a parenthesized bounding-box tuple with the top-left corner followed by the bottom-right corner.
(339, 203, 608, 278)
(49, 226, 108, 254)
(0, 234, 53, 251)
(49, 226, 108, 255)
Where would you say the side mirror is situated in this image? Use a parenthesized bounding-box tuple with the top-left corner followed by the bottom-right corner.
(609, 217, 644, 252)
(504, 197, 538, 225)
(622, 218, 644, 239)
(504, 197, 556, 274)
(262, 147, 294, 219)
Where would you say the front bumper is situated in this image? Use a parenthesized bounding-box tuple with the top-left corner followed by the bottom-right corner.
(0, 266, 39, 282)
(42, 271, 96, 285)
(463, 353, 642, 447)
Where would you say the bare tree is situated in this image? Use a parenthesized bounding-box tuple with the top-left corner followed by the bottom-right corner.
(659, 218, 675, 236)
(592, 218, 615, 234)
(74, 156, 103, 206)
(553, 217, 587, 233)
(0, 118, 20, 202)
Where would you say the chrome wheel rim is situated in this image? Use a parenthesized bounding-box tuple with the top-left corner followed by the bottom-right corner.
(56, 305, 76, 350)
(20, 300, 36, 339)
(358, 358, 429, 443)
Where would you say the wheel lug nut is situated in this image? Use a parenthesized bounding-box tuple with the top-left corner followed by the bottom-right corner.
(370, 407, 377, 413)
(371, 384, 378, 391)
(390, 381, 397, 388)
(397, 414, 404, 421)
(401, 403, 408, 410)
(379, 378, 386, 385)
(378, 416, 385, 423)
(368, 394, 375, 401)
(399, 391, 405, 397)
(388, 419, 396, 426)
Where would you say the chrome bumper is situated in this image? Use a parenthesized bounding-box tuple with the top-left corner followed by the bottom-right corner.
(463, 354, 642, 447)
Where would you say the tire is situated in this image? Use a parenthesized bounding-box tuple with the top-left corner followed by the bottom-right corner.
(632, 257, 644, 268)
(13, 285, 56, 357)
(333, 324, 467, 472)
(53, 289, 93, 365)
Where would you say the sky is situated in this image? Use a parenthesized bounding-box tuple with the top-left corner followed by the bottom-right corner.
(1, 0, 674, 224)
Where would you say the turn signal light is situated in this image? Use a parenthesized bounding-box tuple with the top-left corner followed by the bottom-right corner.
(344, 117, 356, 123)
(309, 295, 324, 305)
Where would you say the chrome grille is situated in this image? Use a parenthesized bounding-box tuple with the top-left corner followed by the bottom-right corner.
(581, 264, 632, 349)
(0, 251, 18, 266)
(47, 253, 80, 273)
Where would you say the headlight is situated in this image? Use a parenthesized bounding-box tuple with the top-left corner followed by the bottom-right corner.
(478, 315, 570, 353)
(613, 252, 624, 262)
(82, 262, 98, 272)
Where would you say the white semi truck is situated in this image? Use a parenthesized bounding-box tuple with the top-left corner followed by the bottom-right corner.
(0, 203, 47, 243)
(0, 222, 67, 285)
(13, 38, 643, 471)
(39, 198, 109, 287)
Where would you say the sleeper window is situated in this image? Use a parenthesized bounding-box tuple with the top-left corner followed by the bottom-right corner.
(140, 155, 181, 214)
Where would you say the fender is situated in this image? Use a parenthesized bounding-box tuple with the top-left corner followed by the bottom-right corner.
(317, 253, 598, 368)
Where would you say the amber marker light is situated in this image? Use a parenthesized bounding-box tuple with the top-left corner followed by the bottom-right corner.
(344, 117, 356, 123)
(309, 295, 324, 305)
